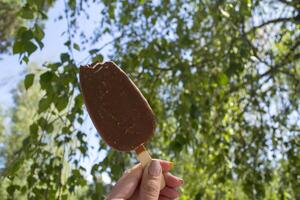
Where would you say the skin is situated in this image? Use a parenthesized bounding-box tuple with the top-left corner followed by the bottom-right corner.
(106, 159, 183, 200)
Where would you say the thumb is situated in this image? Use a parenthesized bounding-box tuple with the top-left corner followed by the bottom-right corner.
(139, 160, 162, 200)
(106, 164, 143, 200)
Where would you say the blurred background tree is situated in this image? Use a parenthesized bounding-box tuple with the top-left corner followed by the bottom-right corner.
(0, 0, 23, 54)
(0, 0, 299, 199)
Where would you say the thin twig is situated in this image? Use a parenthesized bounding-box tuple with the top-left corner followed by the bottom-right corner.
(63, 0, 76, 65)
(247, 16, 297, 33)
(78, 35, 123, 65)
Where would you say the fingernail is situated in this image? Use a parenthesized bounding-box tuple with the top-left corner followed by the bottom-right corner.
(148, 160, 161, 176)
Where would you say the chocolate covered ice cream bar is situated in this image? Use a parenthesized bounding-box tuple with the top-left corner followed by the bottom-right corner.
(79, 61, 165, 188)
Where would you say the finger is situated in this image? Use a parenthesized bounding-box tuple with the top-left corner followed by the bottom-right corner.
(160, 187, 180, 199)
(158, 195, 171, 200)
(164, 172, 184, 188)
(107, 164, 143, 199)
(155, 159, 173, 172)
(139, 160, 162, 200)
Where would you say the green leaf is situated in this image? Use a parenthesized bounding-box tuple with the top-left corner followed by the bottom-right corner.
(34, 24, 45, 49)
(61, 194, 68, 200)
(35, 39, 44, 49)
(40, 71, 55, 91)
(218, 73, 229, 85)
(22, 56, 29, 63)
(46, 62, 60, 70)
(68, 0, 76, 10)
(19, 6, 34, 19)
(29, 0, 44, 8)
(64, 40, 71, 47)
(16, 27, 28, 37)
(74, 94, 83, 108)
(38, 117, 48, 130)
(22, 137, 30, 147)
(73, 43, 80, 51)
(62, 126, 71, 134)
(38, 96, 51, 113)
(5, 154, 25, 176)
(40, 71, 54, 82)
(13, 41, 23, 54)
(34, 24, 45, 41)
(89, 49, 99, 55)
(29, 123, 39, 138)
(77, 117, 83, 124)
(21, 30, 34, 41)
(7, 185, 20, 195)
(92, 54, 104, 62)
(60, 53, 70, 63)
(190, 103, 200, 119)
(79, 146, 87, 154)
(13, 40, 37, 56)
(27, 175, 37, 188)
(39, 10, 48, 19)
(24, 73, 35, 90)
(169, 140, 183, 153)
(55, 96, 68, 112)
(46, 122, 54, 133)
(24, 40, 38, 55)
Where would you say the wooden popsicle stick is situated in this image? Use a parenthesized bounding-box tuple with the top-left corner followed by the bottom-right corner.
(135, 144, 166, 190)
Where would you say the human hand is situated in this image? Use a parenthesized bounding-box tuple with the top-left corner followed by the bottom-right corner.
(106, 159, 183, 200)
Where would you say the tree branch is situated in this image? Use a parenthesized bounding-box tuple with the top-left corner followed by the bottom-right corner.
(259, 39, 300, 78)
(63, 0, 76, 64)
(77, 35, 123, 66)
(248, 15, 298, 33)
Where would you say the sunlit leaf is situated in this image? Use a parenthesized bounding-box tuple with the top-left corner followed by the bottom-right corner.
(24, 73, 35, 90)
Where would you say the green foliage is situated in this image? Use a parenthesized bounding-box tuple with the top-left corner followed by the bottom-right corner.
(0, 0, 23, 54)
(24, 73, 35, 90)
(1, 0, 300, 199)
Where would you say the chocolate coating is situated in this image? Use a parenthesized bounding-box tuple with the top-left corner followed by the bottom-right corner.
(79, 61, 155, 151)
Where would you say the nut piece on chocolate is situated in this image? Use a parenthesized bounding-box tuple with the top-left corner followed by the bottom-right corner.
(79, 61, 156, 151)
